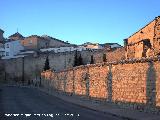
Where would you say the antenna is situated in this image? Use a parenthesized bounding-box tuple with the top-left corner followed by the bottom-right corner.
(17, 28, 18, 33)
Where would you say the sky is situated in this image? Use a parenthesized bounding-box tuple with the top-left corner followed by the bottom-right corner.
(0, 0, 160, 45)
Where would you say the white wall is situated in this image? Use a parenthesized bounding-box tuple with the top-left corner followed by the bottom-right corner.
(3, 40, 24, 59)
(110, 44, 122, 48)
(40, 46, 86, 53)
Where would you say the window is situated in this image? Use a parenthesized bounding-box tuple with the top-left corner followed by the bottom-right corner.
(6, 52, 9, 56)
(6, 44, 9, 48)
(29, 40, 32, 44)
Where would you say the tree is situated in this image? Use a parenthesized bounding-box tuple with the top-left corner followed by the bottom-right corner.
(74, 51, 84, 67)
(103, 54, 107, 62)
(90, 55, 94, 64)
(44, 56, 50, 71)
(74, 50, 78, 67)
(79, 54, 83, 65)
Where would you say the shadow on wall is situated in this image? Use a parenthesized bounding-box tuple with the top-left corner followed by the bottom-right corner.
(107, 65, 112, 102)
(146, 61, 156, 107)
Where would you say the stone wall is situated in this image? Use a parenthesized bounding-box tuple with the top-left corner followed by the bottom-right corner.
(105, 47, 126, 62)
(4, 50, 103, 83)
(41, 57, 160, 113)
(126, 16, 160, 58)
(127, 20, 155, 45)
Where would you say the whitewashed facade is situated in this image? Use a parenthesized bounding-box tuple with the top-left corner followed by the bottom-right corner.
(2, 40, 24, 59)
(40, 46, 87, 53)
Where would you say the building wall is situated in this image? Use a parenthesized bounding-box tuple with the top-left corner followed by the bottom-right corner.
(134, 41, 144, 58)
(37, 39, 49, 49)
(4, 40, 24, 58)
(105, 48, 126, 62)
(41, 57, 160, 113)
(126, 17, 160, 58)
(21, 37, 38, 49)
(4, 50, 102, 83)
(127, 20, 156, 45)
(49, 38, 70, 47)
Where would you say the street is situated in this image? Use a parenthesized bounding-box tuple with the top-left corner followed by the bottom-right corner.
(0, 85, 124, 120)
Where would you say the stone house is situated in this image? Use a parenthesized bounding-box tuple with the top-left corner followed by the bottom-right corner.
(125, 16, 160, 58)
(20, 35, 49, 50)
(21, 35, 72, 50)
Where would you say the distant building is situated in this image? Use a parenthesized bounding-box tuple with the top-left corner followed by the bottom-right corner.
(82, 42, 103, 49)
(40, 46, 86, 53)
(41, 35, 73, 48)
(2, 40, 24, 59)
(20, 35, 50, 50)
(20, 35, 73, 50)
(9, 32, 24, 41)
(100, 43, 122, 50)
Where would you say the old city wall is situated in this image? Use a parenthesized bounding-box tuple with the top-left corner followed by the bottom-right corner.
(4, 50, 103, 83)
(41, 57, 160, 113)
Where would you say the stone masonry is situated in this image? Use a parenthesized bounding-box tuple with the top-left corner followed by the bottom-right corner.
(126, 16, 160, 58)
(41, 57, 160, 113)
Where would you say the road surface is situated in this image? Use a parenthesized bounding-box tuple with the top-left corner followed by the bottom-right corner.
(0, 85, 124, 120)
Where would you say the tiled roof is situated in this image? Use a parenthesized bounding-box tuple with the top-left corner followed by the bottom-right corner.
(9, 32, 24, 39)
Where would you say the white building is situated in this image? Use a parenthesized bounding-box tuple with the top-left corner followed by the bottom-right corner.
(82, 42, 103, 49)
(40, 46, 86, 53)
(2, 40, 24, 59)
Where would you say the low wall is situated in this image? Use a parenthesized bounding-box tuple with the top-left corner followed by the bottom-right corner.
(41, 57, 160, 113)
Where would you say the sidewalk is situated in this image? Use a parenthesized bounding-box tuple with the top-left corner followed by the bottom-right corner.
(35, 87, 160, 120)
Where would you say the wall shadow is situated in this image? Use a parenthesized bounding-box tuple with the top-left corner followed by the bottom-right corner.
(107, 65, 112, 102)
(146, 61, 156, 107)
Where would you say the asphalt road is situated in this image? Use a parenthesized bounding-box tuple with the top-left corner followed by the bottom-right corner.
(0, 85, 124, 120)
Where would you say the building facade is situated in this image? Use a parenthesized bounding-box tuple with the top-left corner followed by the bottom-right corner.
(2, 40, 24, 59)
(125, 16, 160, 59)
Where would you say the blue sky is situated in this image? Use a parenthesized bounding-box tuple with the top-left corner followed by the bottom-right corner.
(0, 0, 160, 45)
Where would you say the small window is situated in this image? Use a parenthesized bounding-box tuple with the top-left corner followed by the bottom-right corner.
(6, 52, 9, 56)
(6, 44, 9, 48)
(29, 40, 32, 44)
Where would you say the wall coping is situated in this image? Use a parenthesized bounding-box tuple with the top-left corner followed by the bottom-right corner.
(46, 56, 160, 73)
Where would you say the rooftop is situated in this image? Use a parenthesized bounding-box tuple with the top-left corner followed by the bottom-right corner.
(9, 32, 24, 39)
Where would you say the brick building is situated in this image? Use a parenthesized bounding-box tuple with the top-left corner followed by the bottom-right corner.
(125, 16, 160, 58)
